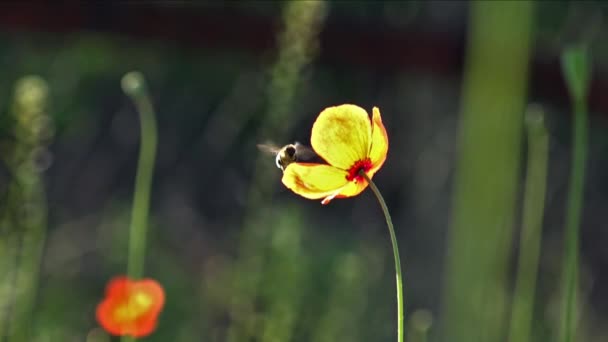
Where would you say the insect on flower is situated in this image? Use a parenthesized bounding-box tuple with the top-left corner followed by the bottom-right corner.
(257, 142, 322, 171)
(280, 104, 389, 205)
(96, 276, 165, 338)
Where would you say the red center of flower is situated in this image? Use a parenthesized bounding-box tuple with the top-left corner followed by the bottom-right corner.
(346, 158, 373, 182)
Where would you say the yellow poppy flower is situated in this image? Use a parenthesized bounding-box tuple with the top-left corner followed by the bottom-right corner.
(282, 104, 389, 204)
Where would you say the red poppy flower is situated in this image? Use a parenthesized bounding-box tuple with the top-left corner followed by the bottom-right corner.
(96, 276, 165, 338)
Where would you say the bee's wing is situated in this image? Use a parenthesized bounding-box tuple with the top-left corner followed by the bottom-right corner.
(294, 142, 320, 162)
(257, 143, 281, 155)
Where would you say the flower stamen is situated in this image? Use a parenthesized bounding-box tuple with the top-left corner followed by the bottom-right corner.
(346, 158, 373, 182)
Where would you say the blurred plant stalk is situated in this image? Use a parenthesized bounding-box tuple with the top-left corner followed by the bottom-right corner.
(121, 71, 158, 280)
(0, 76, 53, 342)
(311, 250, 377, 342)
(407, 309, 433, 342)
(259, 209, 306, 342)
(559, 46, 591, 342)
(441, 2, 533, 342)
(264, 0, 327, 135)
(508, 105, 549, 342)
(120, 71, 158, 342)
(226, 1, 327, 341)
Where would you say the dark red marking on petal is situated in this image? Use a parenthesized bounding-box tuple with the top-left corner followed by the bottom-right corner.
(346, 158, 373, 182)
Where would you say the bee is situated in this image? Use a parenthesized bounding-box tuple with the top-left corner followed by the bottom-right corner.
(257, 142, 320, 171)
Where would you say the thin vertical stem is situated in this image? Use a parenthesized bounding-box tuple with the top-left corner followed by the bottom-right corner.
(559, 46, 590, 342)
(560, 99, 585, 342)
(120, 72, 158, 342)
(360, 171, 403, 342)
(122, 72, 158, 280)
(508, 105, 549, 342)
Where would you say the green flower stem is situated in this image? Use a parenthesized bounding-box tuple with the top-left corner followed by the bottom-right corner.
(121, 71, 158, 280)
(120, 72, 158, 342)
(559, 46, 590, 342)
(360, 171, 403, 342)
(508, 106, 549, 342)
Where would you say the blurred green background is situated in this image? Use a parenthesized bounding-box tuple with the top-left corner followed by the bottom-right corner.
(1, 1, 608, 341)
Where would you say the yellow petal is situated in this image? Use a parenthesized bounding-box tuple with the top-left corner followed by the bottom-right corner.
(282, 163, 349, 200)
(311, 104, 372, 170)
(368, 107, 389, 175)
(319, 179, 369, 205)
(338, 179, 369, 198)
